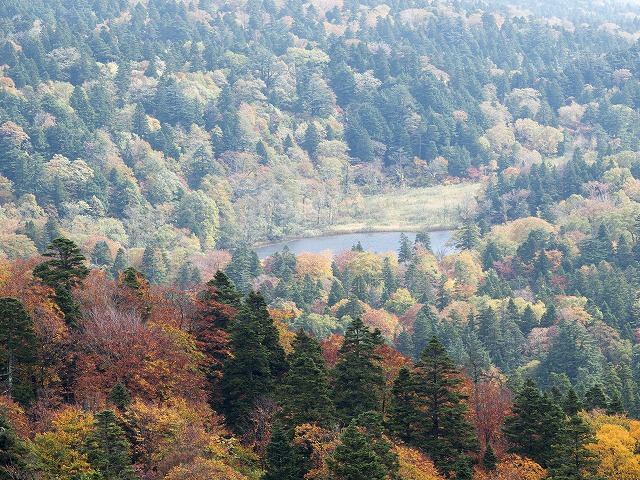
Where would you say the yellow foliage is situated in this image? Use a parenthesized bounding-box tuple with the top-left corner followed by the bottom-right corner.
(32, 407, 97, 478)
(164, 457, 248, 480)
(491, 217, 555, 244)
(585, 413, 640, 480)
(295, 251, 333, 280)
(474, 454, 545, 480)
(394, 445, 444, 480)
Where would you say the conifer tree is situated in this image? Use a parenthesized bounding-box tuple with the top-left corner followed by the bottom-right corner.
(85, 410, 135, 480)
(220, 292, 287, 432)
(278, 330, 335, 430)
(398, 233, 413, 263)
(331, 317, 384, 423)
(389, 337, 478, 476)
(412, 304, 438, 359)
(110, 248, 127, 278)
(328, 279, 346, 307)
(482, 444, 497, 471)
(327, 422, 392, 480)
(0, 297, 38, 405)
(109, 381, 131, 410)
(503, 379, 565, 468)
(261, 424, 306, 480)
(33, 237, 89, 326)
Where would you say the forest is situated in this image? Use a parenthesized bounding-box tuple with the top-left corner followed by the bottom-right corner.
(3, 0, 640, 478)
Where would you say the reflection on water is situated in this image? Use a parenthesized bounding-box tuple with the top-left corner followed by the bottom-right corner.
(254, 230, 454, 259)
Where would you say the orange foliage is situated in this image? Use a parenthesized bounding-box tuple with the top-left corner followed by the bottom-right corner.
(165, 458, 248, 480)
(124, 399, 218, 476)
(74, 272, 206, 407)
(319, 333, 343, 368)
(474, 454, 546, 480)
(394, 444, 444, 480)
(468, 374, 513, 453)
(362, 307, 399, 339)
(376, 344, 413, 414)
(295, 251, 333, 280)
(0, 395, 30, 438)
(292, 424, 339, 479)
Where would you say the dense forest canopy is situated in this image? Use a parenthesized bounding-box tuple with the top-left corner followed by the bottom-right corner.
(3, 0, 640, 479)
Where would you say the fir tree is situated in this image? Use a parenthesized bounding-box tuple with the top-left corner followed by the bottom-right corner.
(328, 279, 346, 307)
(398, 233, 413, 263)
(389, 337, 478, 476)
(261, 424, 306, 480)
(109, 381, 131, 410)
(33, 238, 89, 326)
(110, 248, 127, 278)
(220, 292, 287, 433)
(0, 298, 38, 405)
(503, 379, 565, 468)
(482, 444, 498, 471)
(278, 330, 335, 430)
(85, 410, 135, 480)
(331, 317, 384, 424)
(92, 240, 112, 267)
(327, 423, 390, 480)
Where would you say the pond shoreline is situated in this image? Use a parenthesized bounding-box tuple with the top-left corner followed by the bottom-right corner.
(253, 229, 455, 259)
(251, 225, 457, 250)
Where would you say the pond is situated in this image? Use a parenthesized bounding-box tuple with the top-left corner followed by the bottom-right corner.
(254, 230, 455, 259)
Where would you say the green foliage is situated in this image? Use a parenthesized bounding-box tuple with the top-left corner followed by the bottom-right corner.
(0, 297, 38, 405)
(32, 237, 89, 326)
(278, 330, 335, 429)
(84, 410, 135, 480)
(388, 337, 478, 476)
(331, 317, 384, 424)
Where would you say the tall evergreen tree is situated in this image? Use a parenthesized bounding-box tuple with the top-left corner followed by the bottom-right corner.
(84, 410, 135, 480)
(388, 336, 478, 476)
(0, 297, 38, 405)
(220, 292, 287, 433)
(278, 330, 335, 430)
(33, 237, 89, 326)
(331, 317, 384, 424)
(261, 424, 306, 480)
(503, 379, 566, 468)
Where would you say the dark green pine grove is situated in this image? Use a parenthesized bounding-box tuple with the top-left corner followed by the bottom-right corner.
(389, 336, 478, 476)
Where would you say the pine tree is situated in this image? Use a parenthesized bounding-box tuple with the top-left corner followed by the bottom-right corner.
(110, 248, 127, 278)
(416, 336, 478, 474)
(109, 381, 131, 410)
(32, 238, 89, 326)
(503, 379, 565, 468)
(331, 317, 384, 423)
(0, 298, 38, 405)
(482, 444, 498, 471)
(261, 424, 306, 480)
(278, 330, 335, 429)
(303, 122, 321, 160)
(84, 410, 135, 480)
(327, 423, 390, 480)
(584, 384, 608, 411)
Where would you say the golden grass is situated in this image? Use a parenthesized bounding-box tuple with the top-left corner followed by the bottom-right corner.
(331, 182, 482, 233)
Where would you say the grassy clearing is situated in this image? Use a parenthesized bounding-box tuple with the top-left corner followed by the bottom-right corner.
(330, 182, 483, 233)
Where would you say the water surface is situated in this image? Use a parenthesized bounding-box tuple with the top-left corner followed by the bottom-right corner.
(254, 230, 454, 259)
